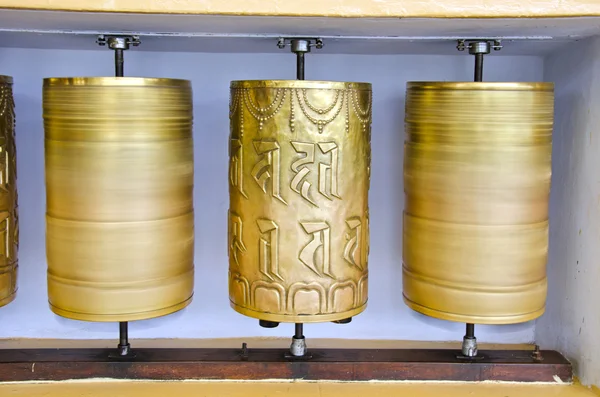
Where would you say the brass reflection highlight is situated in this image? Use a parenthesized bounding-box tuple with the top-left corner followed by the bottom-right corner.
(44, 77, 194, 322)
(0, 76, 18, 308)
(403, 82, 554, 324)
(228, 80, 372, 323)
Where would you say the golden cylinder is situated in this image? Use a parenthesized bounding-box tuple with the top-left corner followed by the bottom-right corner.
(402, 82, 554, 324)
(0, 76, 18, 308)
(228, 80, 372, 323)
(43, 77, 194, 322)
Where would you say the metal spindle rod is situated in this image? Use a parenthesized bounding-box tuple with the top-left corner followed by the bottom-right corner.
(115, 44, 128, 356)
(115, 48, 124, 77)
(474, 53, 484, 82)
(293, 48, 304, 349)
(466, 50, 480, 356)
(296, 52, 305, 80)
(455, 39, 497, 359)
(118, 321, 131, 356)
(295, 323, 303, 339)
(466, 323, 475, 338)
(119, 322, 128, 346)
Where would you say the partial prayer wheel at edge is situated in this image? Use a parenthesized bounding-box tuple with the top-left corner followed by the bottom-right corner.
(402, 82, 554, 325)
(0, 76, 18, 308)
(43, 77, 195, 322)
(228, 80, 372, 323)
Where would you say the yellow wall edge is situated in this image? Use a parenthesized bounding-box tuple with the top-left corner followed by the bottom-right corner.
(0, 0, 600, 18)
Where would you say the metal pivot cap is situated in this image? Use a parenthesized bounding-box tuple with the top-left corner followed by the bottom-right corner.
(97, 35, 141, 50)
(277, 37, 324, 53)
(290, 336, 307, 357)
(291, 39, 311, 54)
(461, 336, 478, 357)
(456, 39, 502, 55)
(457, 39, 502, 53)
(469, 41, 491, 55)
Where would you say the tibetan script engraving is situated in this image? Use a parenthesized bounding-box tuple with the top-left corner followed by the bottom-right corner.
(299, 221, 334, 279)
(257, 218, 283, 281)
(290, 141, 340, 206)
(290, 142, 316, 205)
(0, 212, 10, 260)
(228, 82, 372, 322)
(229, 139, 248, 198)
(343, 217, 364, 270)
(0, 147, 9, 193)
(317, 142, 340, 200)
(228, 211, 246, 267)
(252, 140, 287, 205)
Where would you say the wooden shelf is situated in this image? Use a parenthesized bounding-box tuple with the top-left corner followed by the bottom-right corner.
(0, 0, 599, 18)
(0, 10, 599, 54)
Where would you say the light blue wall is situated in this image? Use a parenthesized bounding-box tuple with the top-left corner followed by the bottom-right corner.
(536, 36, 600, 387)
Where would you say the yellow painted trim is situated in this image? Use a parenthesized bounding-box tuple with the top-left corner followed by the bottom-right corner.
(0, 0, 600, 18)
(1, 380, 598, 397)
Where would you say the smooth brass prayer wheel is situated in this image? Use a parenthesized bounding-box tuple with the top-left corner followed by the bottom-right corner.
(44, 77, 194, 322)
(403, 82, 554, 324)
(228, 80, 372, 323)
(0, 76, 18, 308)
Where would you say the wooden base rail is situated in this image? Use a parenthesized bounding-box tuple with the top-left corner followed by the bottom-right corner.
(0, 347, 572, 383)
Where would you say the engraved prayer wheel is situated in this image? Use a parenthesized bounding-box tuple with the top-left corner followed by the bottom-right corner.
(403, 82, 554, 324)
(228, 80, 372, 323)
(44, 77, 194, 321)
(0, 76, 18, 307)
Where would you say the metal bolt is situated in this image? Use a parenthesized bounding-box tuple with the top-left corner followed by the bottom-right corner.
(532, 345, 543, 362)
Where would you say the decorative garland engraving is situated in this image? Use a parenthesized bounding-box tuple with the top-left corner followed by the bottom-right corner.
(243, 88, 287, 130)
(295, 89, 344, 134)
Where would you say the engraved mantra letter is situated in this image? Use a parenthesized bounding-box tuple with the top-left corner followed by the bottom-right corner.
(290, 141, 340, 206)
(290, 142, 316, 205)
(228, 211, 246, 267)
(0, 147, 9, 193)
(257, 219, 283, 281)
(229, 139, 247, 198)
(343, 217, 364, 270)
(299, 222, 333, 279)
(252, 140, 287, 204)
(318, 142, 340, 200)
(0, 212, 10, 260)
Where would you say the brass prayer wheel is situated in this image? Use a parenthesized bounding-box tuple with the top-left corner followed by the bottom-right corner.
(228, 80, 372, 323)
(403, 82, 554, 324)
(44, 77, 194, 322)
(0, 76, 18, 307)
